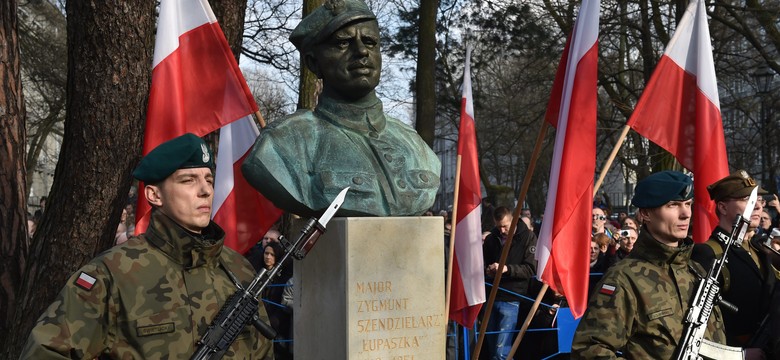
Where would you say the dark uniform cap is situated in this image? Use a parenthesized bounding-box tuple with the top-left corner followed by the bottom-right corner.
(706, 169, 768, 201)
(631, 170, 694, 209)
(289, 0, 376, 53)
(133, 133, 214, 183)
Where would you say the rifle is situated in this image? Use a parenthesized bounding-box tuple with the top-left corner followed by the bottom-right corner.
(674, 187, 758, 360)
(191, 187, 349, 360)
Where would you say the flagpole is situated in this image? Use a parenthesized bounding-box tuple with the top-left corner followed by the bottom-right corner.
(593, 124, 630, 196)
(254, 110, 267, 129)
(444, 155, 463, 324)
(472, 121, 550, 360)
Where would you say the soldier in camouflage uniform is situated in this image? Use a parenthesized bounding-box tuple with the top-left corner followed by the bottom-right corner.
(571, 171, 727, 358)
(21, 134, 274, 359)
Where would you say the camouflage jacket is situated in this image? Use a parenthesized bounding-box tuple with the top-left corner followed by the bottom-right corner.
(21, 210, 274, 359)
(571, 228, 726, 359)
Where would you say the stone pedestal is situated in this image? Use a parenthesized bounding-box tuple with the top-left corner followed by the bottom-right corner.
(293, 217, 445, 360)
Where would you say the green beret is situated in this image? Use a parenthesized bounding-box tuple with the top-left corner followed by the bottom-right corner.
(133, 133, 214, 183)
(707, 169, 768, 201)
(631, 171, 693, 209)
(289, 0, 376, 53)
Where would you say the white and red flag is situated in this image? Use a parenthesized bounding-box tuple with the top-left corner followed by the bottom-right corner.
(213, 118, 283, 253)
(136, 0, 281, 252)
(626, 0, 728, 243)
(449, 47, 486, 327)
(536, 0, 599, 319)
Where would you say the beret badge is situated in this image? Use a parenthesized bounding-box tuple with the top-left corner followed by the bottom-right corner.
(201, 143, 210, 163)
(683, 183, 693, 198)
(741, 170, 756, 187)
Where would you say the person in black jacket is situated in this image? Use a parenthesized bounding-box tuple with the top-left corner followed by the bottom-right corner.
(482, 206, 537, 360)
(691, 170, 778, 348)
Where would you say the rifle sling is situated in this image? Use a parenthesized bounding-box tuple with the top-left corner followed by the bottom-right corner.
(704, 240, 731, 292)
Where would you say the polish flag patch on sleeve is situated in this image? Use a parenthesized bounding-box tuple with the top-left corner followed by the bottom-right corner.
(75, 272, 97, 291)
(599, 284, 616, 296)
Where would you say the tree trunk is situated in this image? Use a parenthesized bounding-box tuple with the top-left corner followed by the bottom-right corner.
(0, 0, 29, 343)
(210, 0, 247, 62)
(297, 0, 323, 110)
(415, 0, 437, 148)
(1, 1, 155, 357)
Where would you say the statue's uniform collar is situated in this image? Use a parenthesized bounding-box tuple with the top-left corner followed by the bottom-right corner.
(315, 92, 386, 135)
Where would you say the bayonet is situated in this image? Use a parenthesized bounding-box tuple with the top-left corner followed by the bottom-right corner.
(191, 188, 349, 360)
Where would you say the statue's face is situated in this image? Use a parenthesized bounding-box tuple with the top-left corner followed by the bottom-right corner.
(311, 20, 381, 100)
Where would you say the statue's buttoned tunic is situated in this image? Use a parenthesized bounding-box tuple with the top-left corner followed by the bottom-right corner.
(243, 93, 441, 217)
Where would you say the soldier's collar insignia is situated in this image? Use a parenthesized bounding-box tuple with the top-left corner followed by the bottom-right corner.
(75, 272, 97, 291)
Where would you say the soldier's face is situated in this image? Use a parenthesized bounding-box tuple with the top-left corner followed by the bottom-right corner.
(147, 168, 214, 233)
(641, 199, 692, 246)
(310, 20, 381, 101)
(718, 195, 763, 230)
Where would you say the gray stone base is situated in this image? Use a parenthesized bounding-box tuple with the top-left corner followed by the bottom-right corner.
(293, 216, 445, 360)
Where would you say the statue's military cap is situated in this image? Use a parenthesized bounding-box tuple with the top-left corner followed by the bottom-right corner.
(631, 170, 693, 208)
(289, 0, 376, 53)
(707, 169, 768, 201)
(133, 133, 214, 183)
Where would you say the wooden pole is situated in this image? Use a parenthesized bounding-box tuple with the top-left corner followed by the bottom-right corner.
(254, 110, 267, 129)
(471, 122, 550, 360)
(444, 156, 463, 323)
(506, 283, 549, 359)
(593, 125, 630, 197)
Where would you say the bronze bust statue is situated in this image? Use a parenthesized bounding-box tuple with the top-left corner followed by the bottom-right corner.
(242, 0, 441, 217)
